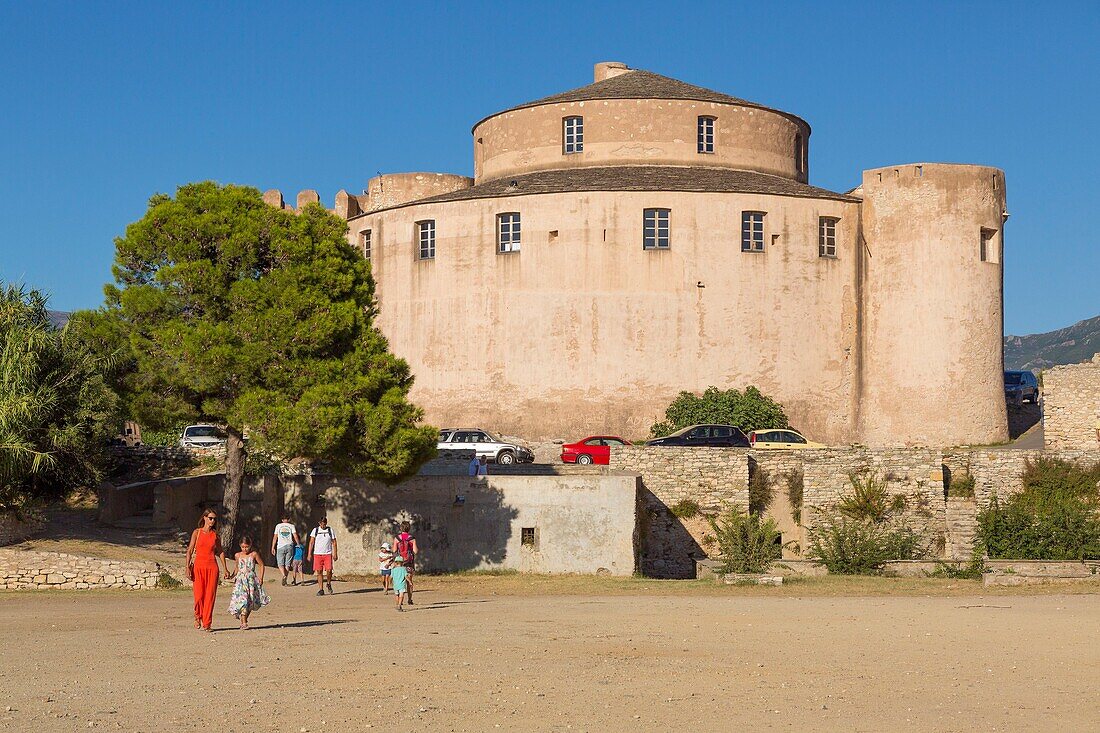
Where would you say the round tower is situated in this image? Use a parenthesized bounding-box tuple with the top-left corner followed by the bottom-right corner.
(858, 163, 1008, 446)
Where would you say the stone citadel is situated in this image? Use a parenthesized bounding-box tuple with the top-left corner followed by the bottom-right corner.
(263, 62, 1009, 446)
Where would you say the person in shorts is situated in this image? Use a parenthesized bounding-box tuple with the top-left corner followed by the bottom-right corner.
(270, 514, 299, 586)
(378, 542, 394, 592)
(307, 517, 338, 596)
(392, 522, 418, 605)
(390, 554, 409, 612)
(290, 541, 305, 585)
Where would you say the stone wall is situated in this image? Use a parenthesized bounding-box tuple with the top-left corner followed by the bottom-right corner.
(1043, 354, 1100, 452)
(800, 448, 946, 555)
(610, 447, 749, 578)
(280, 473, 639, 576)
(0, 512, 39, 547)
(0, 549, 161, 590)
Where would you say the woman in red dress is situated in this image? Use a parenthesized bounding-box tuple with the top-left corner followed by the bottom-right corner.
(185, 510, 230, 631)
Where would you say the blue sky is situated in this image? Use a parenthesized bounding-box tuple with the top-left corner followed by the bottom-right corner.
(0, 1, 1096, 335)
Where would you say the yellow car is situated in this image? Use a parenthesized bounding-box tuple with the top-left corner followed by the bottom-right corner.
(748, 429, 825, 449)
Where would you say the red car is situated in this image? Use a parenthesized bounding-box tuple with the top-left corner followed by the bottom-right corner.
(561, 436, 630, 465)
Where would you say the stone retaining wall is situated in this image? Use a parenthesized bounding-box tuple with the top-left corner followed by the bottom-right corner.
(1043, 354, 1100, 452)
(0, 549, 162, 590)
(0, 512, 40, 547)
(610, 447, 749, 578)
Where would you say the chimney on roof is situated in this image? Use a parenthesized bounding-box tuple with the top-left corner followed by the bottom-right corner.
(594, 61, 631, 83)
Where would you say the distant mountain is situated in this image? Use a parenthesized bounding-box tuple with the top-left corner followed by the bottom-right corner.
(47, 310, 70, 329)
(1005, 314, 1100, 371)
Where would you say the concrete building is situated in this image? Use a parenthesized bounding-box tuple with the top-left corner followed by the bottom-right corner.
(268, 62, 1009, 447)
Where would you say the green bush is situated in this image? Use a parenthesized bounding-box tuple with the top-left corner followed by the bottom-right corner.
(140, 427, 182, 448)
(650, 385, 788, 438)
(748, 468, 773, 516)
(806, 513, 924, 574)
(838, 472, 905, 522)
(786, 470, 804, 524)
(669, 498, 700, 519)
(976, 457, 1100, 561)
(1, 285, 120, 513)
(706, 507, 782, 574)
(806, 471, 928, 574)
(927, 551, 986, 580)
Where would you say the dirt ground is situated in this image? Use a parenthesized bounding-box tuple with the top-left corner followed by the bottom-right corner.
(1, 576, 1097, 733)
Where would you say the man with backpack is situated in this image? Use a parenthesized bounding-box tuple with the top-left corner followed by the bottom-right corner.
(392, 521, 418, 605)
(307, 516, 338, 596)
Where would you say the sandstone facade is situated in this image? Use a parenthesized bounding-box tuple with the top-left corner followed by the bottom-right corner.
(264, 61, 1009, 447)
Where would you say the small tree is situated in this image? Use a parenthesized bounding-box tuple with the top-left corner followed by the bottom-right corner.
(90, 182, 437, 543)
(651, 385, 788, 438)
(0, 285, 119, 513)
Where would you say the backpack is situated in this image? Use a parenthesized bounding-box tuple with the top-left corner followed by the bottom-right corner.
(396, 533, 415, 564)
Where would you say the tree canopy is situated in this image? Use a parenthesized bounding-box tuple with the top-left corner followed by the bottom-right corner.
(650, 385, 789, 437)
(87, 181, 436, 539)
(0, 285, 119, 513)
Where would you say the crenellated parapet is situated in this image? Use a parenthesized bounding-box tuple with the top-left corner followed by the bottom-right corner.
(262, 177, 470, 219)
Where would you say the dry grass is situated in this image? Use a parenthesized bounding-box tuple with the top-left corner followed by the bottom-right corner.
(339, 571, 1100, 598)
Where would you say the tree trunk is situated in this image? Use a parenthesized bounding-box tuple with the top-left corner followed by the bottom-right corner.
(220, 427, 246, 547)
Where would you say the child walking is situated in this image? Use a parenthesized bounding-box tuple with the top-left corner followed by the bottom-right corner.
(291, 541, 305, 586)
(228, 536, 271, 629)
(390, 555, 409, 612)
(378, 542, 394, 592)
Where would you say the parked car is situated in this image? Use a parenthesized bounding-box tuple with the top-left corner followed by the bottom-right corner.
(179, 424, 228, 449)
(561, 436, 630, 465)
(437, 428, 534, 464)
(748, 429, 824, 449)
(1004, 370, 1039, 404)
(646, 424, 749, 448)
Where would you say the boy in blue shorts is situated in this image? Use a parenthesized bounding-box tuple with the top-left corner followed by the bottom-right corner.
(390, 555, 409, 612)
(290, 541, 305, 586)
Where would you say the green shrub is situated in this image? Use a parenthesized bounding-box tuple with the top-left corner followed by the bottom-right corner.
(806, 513, 924, 574)
(748, 468, 773, 516)
(947, 472, 976, 498)
(156, 570, 182, 589)
(976, 457, 1100, 561)
(140, 427, 183, 448)
(806, 470, 929, 574)
(650, 385, 788, 437)
(706, 506, 782, 574)
(786, 470, 804, 524)
(927, 551, 986, 580)
(669, 498, 700, 519)
(838, 472, 905, 522)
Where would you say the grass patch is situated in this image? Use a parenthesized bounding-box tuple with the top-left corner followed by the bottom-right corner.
(156, 571, 183, 589)
(669, 499, 700, 519)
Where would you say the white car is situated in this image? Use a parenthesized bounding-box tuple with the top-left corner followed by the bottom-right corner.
(437, 428, 534, 465)
(179, 424, 227, 449)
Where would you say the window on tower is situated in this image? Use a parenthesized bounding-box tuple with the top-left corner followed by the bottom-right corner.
(563, 116, 584, 154)
(498, 213, 521, 253)
(741, 211, 765, 252)
(698, 116, 715, 154)
(361, 229, 372, 261)
(417, 220, 435, 260)
(818, 217, 838, 258)
(643, 208, 670, 250)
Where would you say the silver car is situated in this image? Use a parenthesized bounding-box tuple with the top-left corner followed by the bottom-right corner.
(437, 428, 534, 465)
